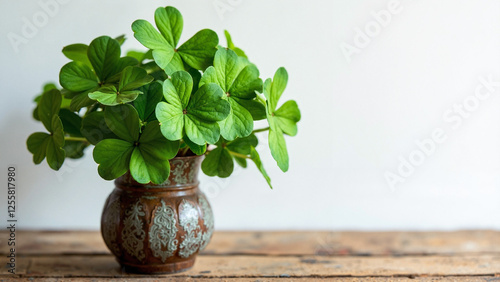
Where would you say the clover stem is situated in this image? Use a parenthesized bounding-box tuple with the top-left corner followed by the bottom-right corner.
(146, 65, 161, 75)
(180, 145, 190, 156)
(252, 127, 270, 134)
(64, 137, 89, 143)
(257, 94, 267, 105)
(229, 151, 251, 159)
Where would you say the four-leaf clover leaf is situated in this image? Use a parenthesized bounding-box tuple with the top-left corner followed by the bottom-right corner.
(156, 71, 230, 145)
(200, 48, 264, 141)
(93, 104, 179, 184)
(264, 67, 301, 172)
(132, 6, 219, 74)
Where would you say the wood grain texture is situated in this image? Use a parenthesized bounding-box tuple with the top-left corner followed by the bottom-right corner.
(0, 231, 499, 280)
(2, 254, 500, 277)
(1, 279, 498, 282)
(1, 230, 499, 256)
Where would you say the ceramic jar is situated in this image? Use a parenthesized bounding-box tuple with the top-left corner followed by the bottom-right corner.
(100, 155, 213, 274)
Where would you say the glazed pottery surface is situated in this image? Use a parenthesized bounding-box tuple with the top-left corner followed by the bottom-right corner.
(100, 155, 214, 274)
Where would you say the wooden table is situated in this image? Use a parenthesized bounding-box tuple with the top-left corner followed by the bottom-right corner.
(1, 231, 499, 281)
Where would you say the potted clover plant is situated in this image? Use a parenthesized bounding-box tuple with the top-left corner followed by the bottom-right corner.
(27, 6, 301, 274)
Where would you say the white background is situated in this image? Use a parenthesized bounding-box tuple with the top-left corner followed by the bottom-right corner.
(0, 0, 499, 230)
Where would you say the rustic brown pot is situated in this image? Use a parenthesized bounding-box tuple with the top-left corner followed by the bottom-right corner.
(100, 155, 214, 274)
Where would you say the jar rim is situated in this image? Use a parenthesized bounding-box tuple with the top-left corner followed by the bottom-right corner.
(115, 155, 204, 189)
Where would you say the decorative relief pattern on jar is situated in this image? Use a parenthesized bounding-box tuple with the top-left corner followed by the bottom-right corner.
(121, 201, 146, 262)
(102, 197, 121, 256)
(171, 159, 190, 185)
(149, 199, 178, 262)
(101, 156, 212, 274)
(198, 195, 214, 251)
(178, 199, 202, 258)
(187, 159, 198, 183)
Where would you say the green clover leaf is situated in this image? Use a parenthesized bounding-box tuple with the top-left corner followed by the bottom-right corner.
(62, 43, 92, 68)
(27, 89, 66, 170)
(33, 83, 75, 122)
(183, 134, 207, 155)
(127, 49, 154, 64)
(201, 134, 272, 188)
(93, 139, 134, 181)
(103, 104, 141, 142)
(132, 6, 219, 74)
(249, 147, 272, 189)
(114, 35, 126, 45)
(63, 141, 87, 159)
(58, 109, 83, 137)
(38, 88, 62, 132)
(129, 121, 179, 184)
(59, 36, 139, 111)
(201, 143, 233, 178)
(156, 71, 230, 145)
(87, 35, 122, 82)
(200, 48, 264, 141)
(45, 119, 66, 170)
(93, 104, 179, 184)
(119, 66, 154, 91)
(57, 108, 89, 159)
(59, 61, 98, 111)
(224, 30, 247, 59)
(134, 81, 164, 122)
(88, 66, 153, 106)
(27, 132, 51, 164)
(81, 111, 120, 145)
(264, 67, 301, 172)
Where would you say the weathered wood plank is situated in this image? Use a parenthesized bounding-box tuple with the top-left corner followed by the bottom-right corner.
(1, 231, 499, 256)
(1, 254, 499, 278)
(0, 278, 498, 282)
(208, 231, 500, 256)
(2, 231, 107, 255)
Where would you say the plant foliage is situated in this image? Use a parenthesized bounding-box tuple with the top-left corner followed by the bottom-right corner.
(27, 6, 301, 188)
